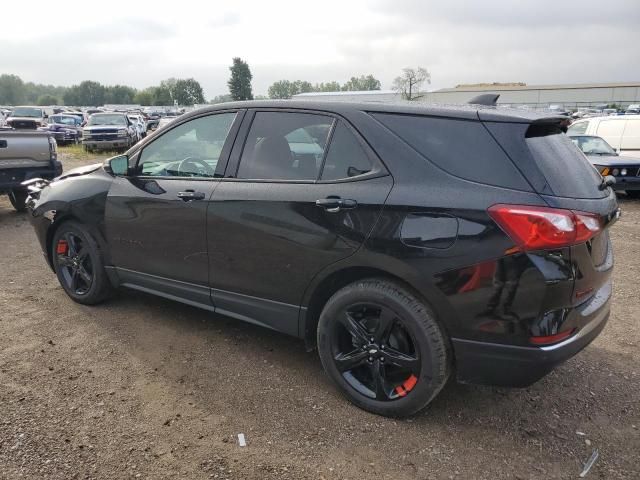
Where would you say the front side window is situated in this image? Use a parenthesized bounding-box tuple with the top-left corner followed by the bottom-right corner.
(138, 112, 236, 178)
(237, 112, 333, 181)
(320, 122, 373, 181)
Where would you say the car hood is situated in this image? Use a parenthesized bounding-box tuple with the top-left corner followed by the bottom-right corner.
(585, 154, 640, 166)
(57, 163, 102, 181)
(7, 116, 43, 122)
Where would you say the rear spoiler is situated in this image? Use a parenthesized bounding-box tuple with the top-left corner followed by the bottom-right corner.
(468, 93, 500, 106)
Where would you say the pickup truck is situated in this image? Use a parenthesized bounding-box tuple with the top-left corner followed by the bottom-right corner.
(5, 106, 48, 129)
(0, 128, 62, 212)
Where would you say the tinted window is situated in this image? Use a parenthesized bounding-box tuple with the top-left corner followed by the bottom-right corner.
(237, 112, 333, 181)
(139, 112, 236, 178)
(525, 125, 604, 199)
(321, 122, 373, 180)
(372, 113, 529, 190)
(567, 121, 588, 135)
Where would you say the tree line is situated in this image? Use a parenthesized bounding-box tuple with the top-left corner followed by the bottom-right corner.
(0, 58, 430, 106)
(0, 74, 205, 107)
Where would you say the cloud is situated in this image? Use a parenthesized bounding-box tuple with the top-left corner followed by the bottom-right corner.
(0, 0, 638, 99)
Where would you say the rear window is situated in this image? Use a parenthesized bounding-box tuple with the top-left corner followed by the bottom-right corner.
(525, 124, 605, 199)
(371, 113, 530, 190)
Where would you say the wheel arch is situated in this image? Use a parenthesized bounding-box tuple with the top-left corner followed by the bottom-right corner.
(300, 264, 456, 352)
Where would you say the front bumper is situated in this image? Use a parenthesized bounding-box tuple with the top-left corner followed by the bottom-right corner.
(83, 138, 129, 150)
(452, 279, 611, 387)
(611, 176, 640, 191)
(51, 131, 79, 143)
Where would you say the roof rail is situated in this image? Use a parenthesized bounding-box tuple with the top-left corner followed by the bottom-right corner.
(468, 93, 500, 106)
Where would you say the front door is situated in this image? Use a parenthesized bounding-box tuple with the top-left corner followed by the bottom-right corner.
(105, 111, 241, 305)
(207, 111, 393, 335)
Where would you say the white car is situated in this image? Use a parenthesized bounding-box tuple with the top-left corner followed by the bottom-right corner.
(127, 114, 147, 142)
(568, 114, 640, 158)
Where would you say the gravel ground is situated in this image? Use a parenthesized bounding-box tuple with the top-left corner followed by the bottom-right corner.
(0, 147, 638, 479)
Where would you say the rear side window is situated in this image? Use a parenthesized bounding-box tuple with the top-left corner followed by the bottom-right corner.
(372, 113, 530, 190)
(525, 124, 604, 199)
(567, 121, 588, 135)
(237, 112, 333, 181)
(320, 122, 373, 181)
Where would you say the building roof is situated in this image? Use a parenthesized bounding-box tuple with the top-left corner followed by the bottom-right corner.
(434, 82, 640, 93)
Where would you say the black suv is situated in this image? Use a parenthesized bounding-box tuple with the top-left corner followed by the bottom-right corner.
(26, 101, 618, 417)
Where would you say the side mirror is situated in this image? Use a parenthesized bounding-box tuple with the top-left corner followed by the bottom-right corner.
(104, 155, 129, 176)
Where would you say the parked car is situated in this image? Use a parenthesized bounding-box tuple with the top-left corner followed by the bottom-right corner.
(63, 111, 87, 126)
(568, 115, 640, 157)
(5, 106, 48, 129)
(569, 135, 640, 198)
(41, 114, 83, 145)
(127, 114, 147, 141)
(25, 100, 618, 417)
(0, 129, 61, 211)
(82, 113, 137, 152)
(625, 104, 640, 115)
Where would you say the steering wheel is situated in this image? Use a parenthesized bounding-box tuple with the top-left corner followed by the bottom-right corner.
(176, 157, 215, 177)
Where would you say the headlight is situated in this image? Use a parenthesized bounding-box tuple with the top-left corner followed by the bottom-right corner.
(612, 168, 620, 176)
(620, 168, 627, 176)
(117, 129, 128, 137)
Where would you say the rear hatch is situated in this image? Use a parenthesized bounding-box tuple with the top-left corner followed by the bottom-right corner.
(482, 116, 619, 305)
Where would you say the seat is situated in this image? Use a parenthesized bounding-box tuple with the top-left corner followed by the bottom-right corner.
(250, 136, 294, 179)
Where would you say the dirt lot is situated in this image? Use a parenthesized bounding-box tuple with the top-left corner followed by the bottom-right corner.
(1, 147, 639, 479)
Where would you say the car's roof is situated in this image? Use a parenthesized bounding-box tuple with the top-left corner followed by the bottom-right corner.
(190, 100, 568, 124)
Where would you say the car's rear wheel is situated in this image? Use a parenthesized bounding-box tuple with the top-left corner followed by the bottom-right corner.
(8, 190, 28, 212)
(317, 279, 451, 417)
(52, 221, 112, 305)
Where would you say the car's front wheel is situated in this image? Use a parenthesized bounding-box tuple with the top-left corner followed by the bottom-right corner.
(317, 279, 451, 417)
(52, 221, 112, 305)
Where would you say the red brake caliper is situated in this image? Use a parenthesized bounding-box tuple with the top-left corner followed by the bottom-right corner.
(56, 240, 68, 255)
(395, 374, 418, 397)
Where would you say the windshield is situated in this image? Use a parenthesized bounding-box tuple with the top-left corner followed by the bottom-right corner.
(570, 136, 616, 155)
(88, 114, 126, 126)
(11, 107, 42, 118)
(51, 116, 77, 126)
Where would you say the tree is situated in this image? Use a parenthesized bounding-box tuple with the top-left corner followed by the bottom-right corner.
(134, 88, 155, 106)
(228, 57, 253, 101)
(314, 81, 341, 92)
(152, 85, 173, 106)
(37, 94, 58, 106)
(0, 74, 26, 105)
(392, 67, 430, 100)
(173, 78, 205, 106)
(210, 94, 233, 104)
(64, 80, 106, 106)
(104, 85, 137, 104)
(342, 75, 381, 91)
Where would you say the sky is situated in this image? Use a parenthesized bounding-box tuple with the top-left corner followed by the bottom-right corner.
(2, 0, 639, 99)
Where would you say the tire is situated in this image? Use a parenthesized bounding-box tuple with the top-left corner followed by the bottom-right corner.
(317, 279, 451, 417)
(8, 190, 28, 212)
(51, 221, 112, 305)
(626, 190, 640, 199)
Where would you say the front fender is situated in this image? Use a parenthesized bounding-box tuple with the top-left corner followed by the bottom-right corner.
(30, 169, 114, 270)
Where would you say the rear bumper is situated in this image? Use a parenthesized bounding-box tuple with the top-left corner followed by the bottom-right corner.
(453, 279, 611, 387)
(0, 162, 62, 192)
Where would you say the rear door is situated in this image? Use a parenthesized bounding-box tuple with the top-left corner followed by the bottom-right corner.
(206, 110, 392, 335)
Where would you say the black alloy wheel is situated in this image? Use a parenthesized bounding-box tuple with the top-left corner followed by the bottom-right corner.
(317, 279, 450, 417)
(56, 232, 94, 296)
(52, 222, 112, 305)
(332, 303, 420, 401)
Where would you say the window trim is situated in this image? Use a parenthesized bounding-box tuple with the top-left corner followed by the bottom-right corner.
(131, 109, 245, 181)
(224, 108, 388, 184)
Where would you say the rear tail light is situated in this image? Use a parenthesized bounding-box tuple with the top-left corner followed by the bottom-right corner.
(530, 328, 575, 345)
(488, 204, 602, 251)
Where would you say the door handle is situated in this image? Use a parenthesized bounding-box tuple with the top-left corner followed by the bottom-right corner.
(177, 190, 206, 201)
(315, 197, 357, 213)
